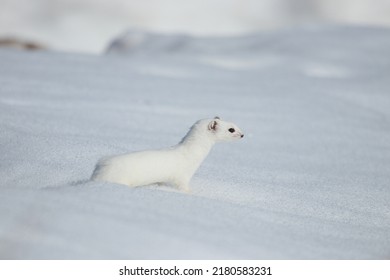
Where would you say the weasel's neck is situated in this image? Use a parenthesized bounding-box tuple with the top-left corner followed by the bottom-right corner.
(177, 133, 215, 163)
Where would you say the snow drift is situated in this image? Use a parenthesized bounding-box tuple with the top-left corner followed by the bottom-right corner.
(0, 25, 389, 259)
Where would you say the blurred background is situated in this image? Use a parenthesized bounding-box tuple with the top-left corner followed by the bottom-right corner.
(1, 0, 390, 53)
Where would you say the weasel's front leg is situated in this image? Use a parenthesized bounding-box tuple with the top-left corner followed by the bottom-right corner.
(174, 181, 191, 193)
(179, 185, 191, 193)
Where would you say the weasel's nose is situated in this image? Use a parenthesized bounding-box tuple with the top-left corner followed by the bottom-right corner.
(241, 134, 244, 138)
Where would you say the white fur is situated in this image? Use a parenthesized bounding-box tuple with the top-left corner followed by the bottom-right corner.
(91, 117, 243, 191)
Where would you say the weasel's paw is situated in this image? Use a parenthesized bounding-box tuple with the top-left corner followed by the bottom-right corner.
(179, 186, 191, 194)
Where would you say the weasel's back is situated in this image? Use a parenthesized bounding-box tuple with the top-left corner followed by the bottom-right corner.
(91, 149, 180, 187)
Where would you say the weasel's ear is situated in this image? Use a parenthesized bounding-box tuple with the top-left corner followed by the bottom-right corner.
(208, 120, 218, 131)
(214, 116, 220, 120)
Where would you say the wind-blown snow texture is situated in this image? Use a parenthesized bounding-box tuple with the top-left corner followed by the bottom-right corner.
(0, 26, 389, 259)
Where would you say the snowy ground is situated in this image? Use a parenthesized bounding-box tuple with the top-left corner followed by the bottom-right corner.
(0, 25, 389, 259)
(2, 0, 390, 53)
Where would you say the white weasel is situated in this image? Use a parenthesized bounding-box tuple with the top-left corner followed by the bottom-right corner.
(91, 117, 244, 191)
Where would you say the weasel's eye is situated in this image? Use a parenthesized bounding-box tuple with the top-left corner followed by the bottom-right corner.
(228, 128, 235, 133)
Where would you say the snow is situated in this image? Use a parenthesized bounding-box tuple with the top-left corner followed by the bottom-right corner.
(0, 25, 390, 259)
(2, 0, 390, 53)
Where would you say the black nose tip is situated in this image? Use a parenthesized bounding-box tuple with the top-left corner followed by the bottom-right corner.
(241, 134, 244, 138)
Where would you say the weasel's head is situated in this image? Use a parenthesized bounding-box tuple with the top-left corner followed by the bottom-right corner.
(207, 116, 244, 142)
